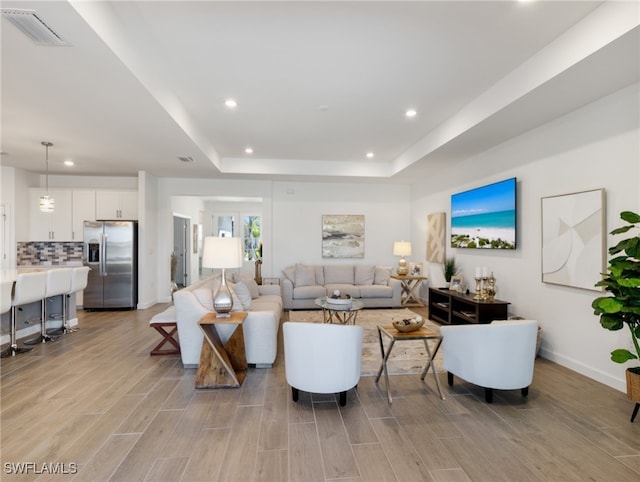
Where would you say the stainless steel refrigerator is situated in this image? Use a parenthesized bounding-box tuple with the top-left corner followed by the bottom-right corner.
(83, 221, 138, 310)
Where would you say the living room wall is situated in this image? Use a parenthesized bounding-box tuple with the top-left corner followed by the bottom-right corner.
(410, 83, 640, 392)
(271, 181, 411, 272)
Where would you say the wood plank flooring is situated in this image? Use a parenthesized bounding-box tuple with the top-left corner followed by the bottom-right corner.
(1, 305, 639, 481)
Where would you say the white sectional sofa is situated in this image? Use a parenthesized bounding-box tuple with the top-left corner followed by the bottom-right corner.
(281, 263, 402, 310)
(173, 273, 282, 368)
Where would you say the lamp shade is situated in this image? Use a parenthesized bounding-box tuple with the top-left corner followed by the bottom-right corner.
(393, 241, 412, 257)
(202, 237, 243, 269)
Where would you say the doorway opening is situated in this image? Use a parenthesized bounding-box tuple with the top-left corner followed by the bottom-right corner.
(172, 215, 191, 289)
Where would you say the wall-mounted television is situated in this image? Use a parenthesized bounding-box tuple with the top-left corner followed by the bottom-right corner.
(450, 177, 516, 249)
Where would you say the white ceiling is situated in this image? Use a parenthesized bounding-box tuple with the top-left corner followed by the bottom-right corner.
(1, 1, 638, 183)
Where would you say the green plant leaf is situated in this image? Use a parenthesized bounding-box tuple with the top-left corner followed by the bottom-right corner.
(611, 349, 638, 363)
(593, 297, 624, 313)
(610, 225, 634, 236)
(625, 237, 640, 258)
(618, 278, 640, 288)
(620, 211, 640, 224)
(599, 314, 624, 331)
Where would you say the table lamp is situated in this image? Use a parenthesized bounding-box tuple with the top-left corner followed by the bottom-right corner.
(393, 241, 412, 276)
(202, 236, 243, 317)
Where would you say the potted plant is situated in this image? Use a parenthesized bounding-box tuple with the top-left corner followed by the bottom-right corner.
(443, 256, 459, 288)
(592, 210, 640, 422)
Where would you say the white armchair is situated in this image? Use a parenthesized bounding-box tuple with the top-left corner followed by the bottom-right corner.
(440, 319, 538, 403)
(283, 322, 363, 406)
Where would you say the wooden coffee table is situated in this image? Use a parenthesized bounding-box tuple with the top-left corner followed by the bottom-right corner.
(375, 324, 444, 403)
(196, 311, 248, 388)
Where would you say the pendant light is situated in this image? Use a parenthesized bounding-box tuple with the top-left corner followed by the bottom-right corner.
(39, 141, 54, 213)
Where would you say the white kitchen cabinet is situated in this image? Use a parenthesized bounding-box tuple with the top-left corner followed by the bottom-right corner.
(28, 189, 73, 241)
(96, 191, 138, 220)
(72, 191, 96, 241)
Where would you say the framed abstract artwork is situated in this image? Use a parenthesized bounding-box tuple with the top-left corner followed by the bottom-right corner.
(541, 188, 605, 291)
(322, 215, 365, 258)
(426, 212, 446, 263)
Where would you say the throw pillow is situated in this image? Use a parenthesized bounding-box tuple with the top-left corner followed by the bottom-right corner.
(233, 281, 253, 310)
(282, 265, 295, 284)
(295, 263, 316, 287)
(355, 265, 375, 285)
(233, 272, 260, 299)
(193, 288, 214, 311)
(324, 265, 354, 284)
(374, 266, 392, 286)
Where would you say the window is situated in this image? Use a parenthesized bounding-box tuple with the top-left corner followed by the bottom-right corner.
(212, 213, 261, 262)
(216, 215, 235, 237)
(243, 216, 261, 261)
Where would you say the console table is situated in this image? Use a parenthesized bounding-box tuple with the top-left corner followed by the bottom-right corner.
(391, 275, 427, 307)
(196, 311, 248, 388)
(428, 287, 509, 325)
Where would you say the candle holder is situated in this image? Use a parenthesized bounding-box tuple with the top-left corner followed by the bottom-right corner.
(486, 272, 496, 301)
(473, 276, 482, 300)
(481, 276, 489, 301)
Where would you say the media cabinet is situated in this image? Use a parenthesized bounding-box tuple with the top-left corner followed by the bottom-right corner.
(428, 287, 510, 325)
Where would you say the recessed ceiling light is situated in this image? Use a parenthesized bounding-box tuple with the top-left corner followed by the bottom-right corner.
(63, 160, 74, 167)
(225, 99, 238, 109)
(405, 109, 417, 118)
(245, 147, 253, 154)
(366, 152, 374, 159)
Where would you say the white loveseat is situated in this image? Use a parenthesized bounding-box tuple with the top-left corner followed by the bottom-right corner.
(173, 273, 283, 368)
(281, 264, 402, 310)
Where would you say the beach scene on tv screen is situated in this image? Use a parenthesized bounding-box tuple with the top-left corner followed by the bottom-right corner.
(451, 178, 516, 249)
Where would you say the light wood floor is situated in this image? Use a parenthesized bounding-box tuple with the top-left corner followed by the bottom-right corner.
(1, 305, 639, 482)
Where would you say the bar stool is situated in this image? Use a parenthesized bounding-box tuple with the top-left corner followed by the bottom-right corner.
(1, 272, 47, 357)
(44, 268, 73, 337)
(0, 280, 13, 357)
(1, 279, 12, 315)
(25, 269, 72, 344)
(65, 266, 90, 333)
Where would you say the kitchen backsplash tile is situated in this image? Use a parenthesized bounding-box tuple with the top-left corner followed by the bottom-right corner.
(17, 242, 83, 266)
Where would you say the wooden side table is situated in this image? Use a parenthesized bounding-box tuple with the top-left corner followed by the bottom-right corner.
(375, 324, 444, 403)
(391, 275, 427, 307)
(196, 311, 248, 389)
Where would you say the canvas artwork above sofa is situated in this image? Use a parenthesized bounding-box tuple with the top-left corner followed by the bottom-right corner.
(281, 263, 402, 310)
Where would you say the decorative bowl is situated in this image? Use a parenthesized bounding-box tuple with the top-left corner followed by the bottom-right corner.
(326, 296, 352, 306)
(392, 317, 425, 333)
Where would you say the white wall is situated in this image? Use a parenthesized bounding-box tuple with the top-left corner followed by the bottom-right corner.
(411, 83, 640, 392)
(138, 171, 158, 309)
(271, 181, 411, 271)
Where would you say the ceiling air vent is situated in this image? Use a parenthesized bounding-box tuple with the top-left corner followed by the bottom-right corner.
(178, 156, 195, 163)
(2, 8, 67, 46)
